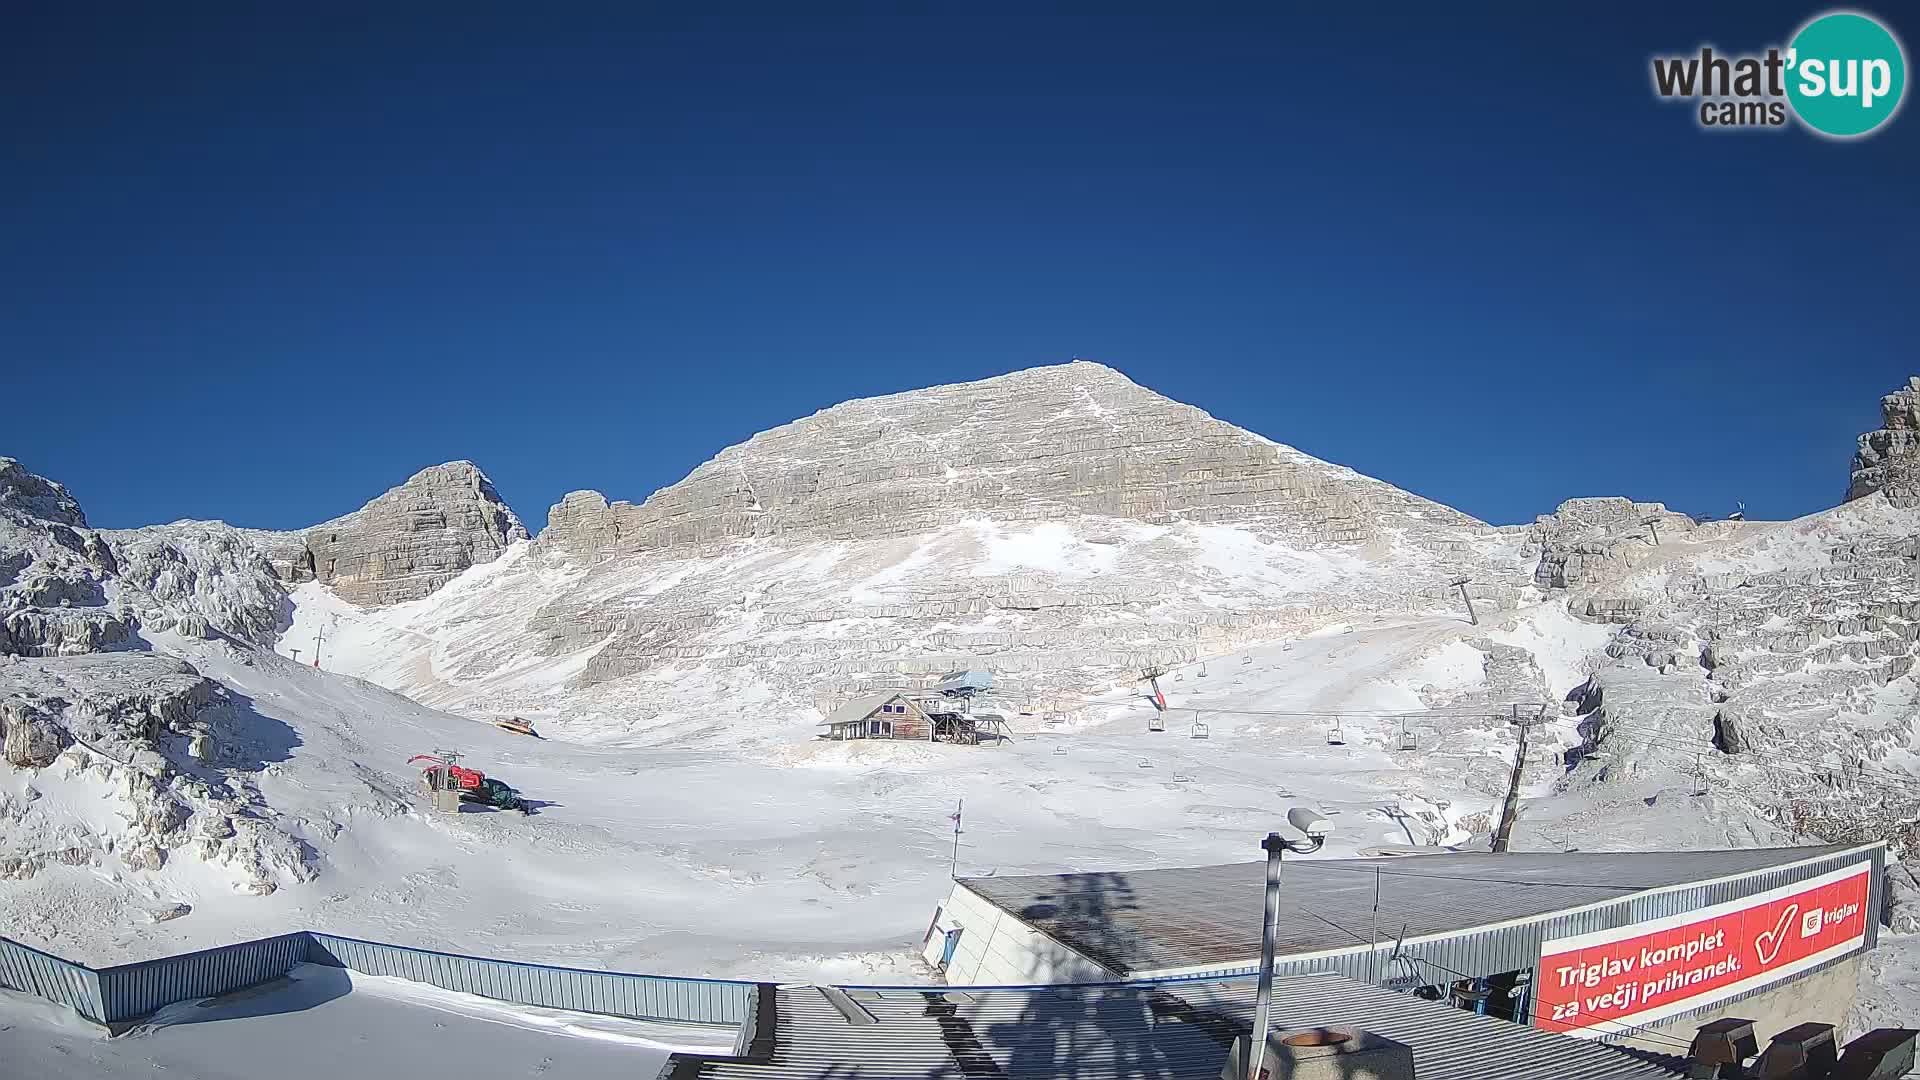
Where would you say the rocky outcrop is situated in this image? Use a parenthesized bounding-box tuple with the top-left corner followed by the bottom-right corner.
(1848, 377, 1920, 506)
(0, 608, 135, 656)
(1522, 497, 1698, 591)
(1, 458, 136, 657)
(490, 363, 1528, 707)
(2, 652, 220, 767)
(539, 362, 1492, 560)
(0, 457, 88, 527)
(270, 461, 528, 606)
(0, 652, 313, 892)
(0, 459, 324, 905)
(1556, 508, 1920, 857)
(105, 522, 289, 645)
(0, 697, 66, 767)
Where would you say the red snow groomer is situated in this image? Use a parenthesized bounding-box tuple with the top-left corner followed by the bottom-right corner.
(409, 753, 527, 813)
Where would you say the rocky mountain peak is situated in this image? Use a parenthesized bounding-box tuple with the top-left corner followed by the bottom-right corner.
(0, 457, 88, 528)
(262, 460, 529, 607)
(1848, 377, 1920, 507)
(538, 361, 1493, 560)
(0, 458, 132, 657)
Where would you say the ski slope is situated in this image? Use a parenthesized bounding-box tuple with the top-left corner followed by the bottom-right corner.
(7, 605, 1580, 982)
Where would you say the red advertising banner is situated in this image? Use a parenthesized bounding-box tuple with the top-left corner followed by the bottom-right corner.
(1534, 860, 1871, 1037)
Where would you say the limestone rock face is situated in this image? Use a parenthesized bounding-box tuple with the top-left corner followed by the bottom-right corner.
(2, 652, 220, 766)
(1522, 497, 1698, 591)
(0, 459, 321, 905)
(1, 458, 135, 657)
(0, 458, 88, 528)
(540, 362, 1487, 560)
(1548, 491, 1920, 857)
(0, 698, 67, 768)
(274, 461, 529, 606)
(379, 363, 1530, 729)
(104, 521, 289, 646)
(1848, 377, 1920, 506)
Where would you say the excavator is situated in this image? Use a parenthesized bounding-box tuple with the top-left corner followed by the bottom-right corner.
(409, 754, 529, 814)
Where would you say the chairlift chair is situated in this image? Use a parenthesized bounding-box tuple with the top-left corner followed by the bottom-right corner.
(1398, 725, 1418, 751)
(1190, 721, 1210, 740)
(1148, 713, 1166, 733)
(1327, 720, 1346, 746)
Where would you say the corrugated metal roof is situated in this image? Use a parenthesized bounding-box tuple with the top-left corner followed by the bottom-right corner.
(934, 670, 993, 695)
(665, 972, 1685, 1079)
(959, 845, 1856, 975)
(822, 692, 907, 726)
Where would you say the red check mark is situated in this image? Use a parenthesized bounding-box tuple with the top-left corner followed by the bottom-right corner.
(1755, 904, 1799, 965)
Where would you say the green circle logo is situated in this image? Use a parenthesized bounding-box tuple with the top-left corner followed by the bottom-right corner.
(1786, 11, 1907, 137)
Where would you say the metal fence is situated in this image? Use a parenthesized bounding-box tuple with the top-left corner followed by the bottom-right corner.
(3, 930, 756, 1030)
(93, 932, 310, 1024)
(0, 845, 1885, 1038)
(305, 932, 757, 1024)
(0, 933, 105, 1023)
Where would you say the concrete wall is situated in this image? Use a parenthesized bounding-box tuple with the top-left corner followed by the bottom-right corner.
(924, 883, 1113, 985)
(1638, 955, 1862, 1053)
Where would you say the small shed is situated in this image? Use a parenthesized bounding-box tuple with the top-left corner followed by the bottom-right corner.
(820, 691, 934, 741)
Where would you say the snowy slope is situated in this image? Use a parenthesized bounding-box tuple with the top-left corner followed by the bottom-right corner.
(280, 512, 1531, 749)
(11, 365, 1920, 1006)
(11, 612, 1554, 978)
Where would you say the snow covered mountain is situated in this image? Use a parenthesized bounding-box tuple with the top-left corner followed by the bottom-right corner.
(7, 361, 1920, 981)
(283, 361, 1536, 743)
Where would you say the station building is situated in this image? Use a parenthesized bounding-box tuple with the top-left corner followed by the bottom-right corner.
(919, 842, 1886, 1048)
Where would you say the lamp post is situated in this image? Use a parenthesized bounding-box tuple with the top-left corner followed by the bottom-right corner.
(1248, 810, 1332, 1080)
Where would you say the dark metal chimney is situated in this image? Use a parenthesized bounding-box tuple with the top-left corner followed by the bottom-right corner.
(1756, 1022, 1839, 1079)
(1688, 1017, 1758, 1079)
(1832, 1029, 1920, 1080)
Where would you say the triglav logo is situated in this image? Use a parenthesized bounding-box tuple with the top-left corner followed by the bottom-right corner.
(1651, 9, 1906, 137)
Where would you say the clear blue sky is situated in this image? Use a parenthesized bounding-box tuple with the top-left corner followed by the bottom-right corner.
(4, 4, 1913, 531)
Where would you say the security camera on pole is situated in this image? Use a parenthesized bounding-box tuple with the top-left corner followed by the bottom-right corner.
(1241, 808, 1333, 1080)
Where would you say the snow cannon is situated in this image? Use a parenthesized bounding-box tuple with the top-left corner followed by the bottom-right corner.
(409, 753, 529, 814)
